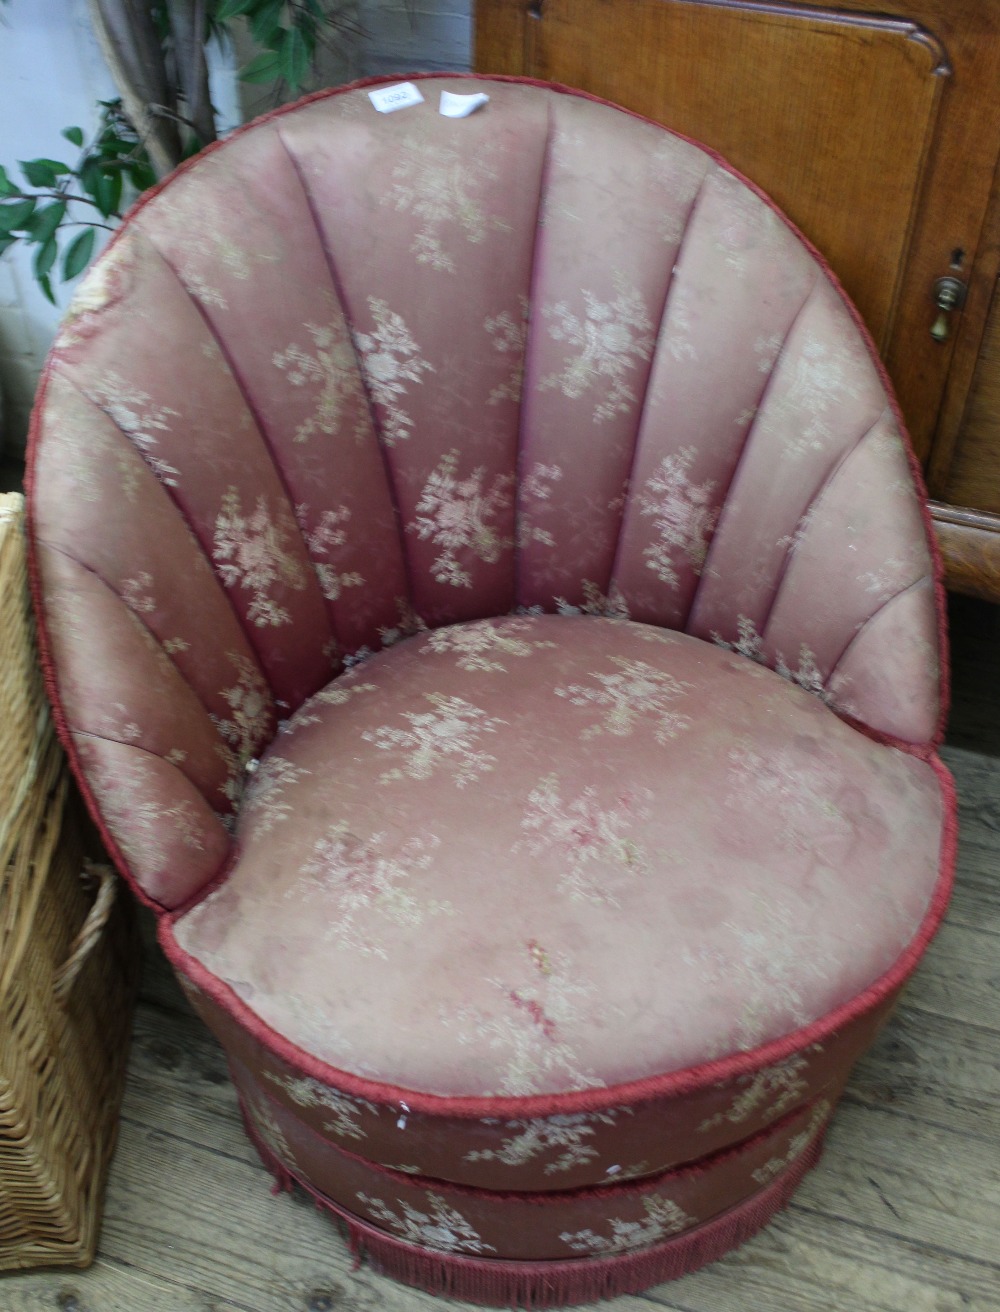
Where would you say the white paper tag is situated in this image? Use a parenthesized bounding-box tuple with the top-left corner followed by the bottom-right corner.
(368, 82, 424, 114)
(439, 90, 490, 119)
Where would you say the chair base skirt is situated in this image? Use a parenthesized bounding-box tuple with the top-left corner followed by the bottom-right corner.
(240, 1093, 827, 1308)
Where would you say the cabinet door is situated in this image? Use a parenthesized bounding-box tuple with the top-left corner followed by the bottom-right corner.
(475, 0, 1000, 471)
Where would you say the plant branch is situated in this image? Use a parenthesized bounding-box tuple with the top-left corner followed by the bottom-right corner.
(87, 0, 183, 176)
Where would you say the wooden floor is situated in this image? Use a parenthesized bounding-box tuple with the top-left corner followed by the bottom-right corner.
(6, 593, 1000, 1312)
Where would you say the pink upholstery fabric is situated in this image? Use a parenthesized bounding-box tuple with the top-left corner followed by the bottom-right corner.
(27, 74, 954, 1299)
(175, 616, 943, 1099)
(29, 79, 945, 914)
(232, 1051, 834, 1262)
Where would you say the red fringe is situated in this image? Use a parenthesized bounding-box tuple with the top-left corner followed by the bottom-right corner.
(239, 1099, 825, 1308)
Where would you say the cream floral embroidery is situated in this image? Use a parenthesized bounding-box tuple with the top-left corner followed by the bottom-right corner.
(466, 1110, 624, 1175)
(663, 284, 698, 363)
(712, 616, 831, 703)
(555, 580, 631, 620)
(751, 1100, 830, 1185)
(541, 274, 655, 422)
(240, 754, 309, 833)
(361, 693, 505, 787)
(273, 321, 368, 443)
(763, 332, 864, 458)
(519, 775, 651, 907)
(212, 653, 271, 805)
(485, 301, 528, 405)
(88, 371, 180, 485)
(387, 137, 508, 272)
(699, 1052, 813, 1132)
(727, 743, 851, 858)
(640, 448, 718, 587)
(298, 825, 450, 957)
(684, 897, 838, 1052)
(213, 487, 308, 627)
(409, 452, 514, 588)
(444, 942, 603, 1097)
(357, 1192, 496, 1255)
(353, 297, 434, 446)
(264, 1071, 378, 1141)
(555, 657, 691, 743)
(560, 1194, 692, 1254)
(423, 618, 556, 673)
(245, 1091, 292, 1165)
(517, 462, 564, 550)
(121, 571, 156, 614)
(295, 503, 364, 602)
(91, 758, 205, 877)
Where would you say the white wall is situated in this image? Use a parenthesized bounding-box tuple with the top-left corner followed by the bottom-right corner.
(0, 0, 114, 451)
(0, 0, 471, 454)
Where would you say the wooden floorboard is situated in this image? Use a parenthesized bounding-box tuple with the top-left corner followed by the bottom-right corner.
(5, 594, 1000, 1311)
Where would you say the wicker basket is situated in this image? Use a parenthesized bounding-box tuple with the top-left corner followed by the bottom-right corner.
(0, 491, 139, 1271)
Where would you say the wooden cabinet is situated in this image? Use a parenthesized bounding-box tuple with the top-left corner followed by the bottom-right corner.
(475, 0, 1000, 600)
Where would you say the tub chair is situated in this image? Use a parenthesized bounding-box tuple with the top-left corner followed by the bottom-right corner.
(27, 74, 955, 1307)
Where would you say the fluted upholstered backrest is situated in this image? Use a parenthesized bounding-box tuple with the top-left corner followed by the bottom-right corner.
(28, 76, 944, 908)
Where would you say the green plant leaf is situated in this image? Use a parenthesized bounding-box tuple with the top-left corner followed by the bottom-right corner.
(33, 233, 58, 281)
(249, 0, 284, 44)
(37, 272, 56, 305)
(95, 170, 122, 219)
(19, 158, 70, 187)
(282, 25, 309, 90)
(61, 227, 95, 281)
(25, 200, 66, 245)
(0, 165, 18, 198)
(61, 126, 85, 148)
(0, 197, 36, 232)
(216, 0, 258, 18)
(0, 234, 16, 256)
(239, 49, 284, 82)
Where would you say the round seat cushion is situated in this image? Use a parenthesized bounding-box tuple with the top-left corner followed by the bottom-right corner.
(174, 614, 944, 1112)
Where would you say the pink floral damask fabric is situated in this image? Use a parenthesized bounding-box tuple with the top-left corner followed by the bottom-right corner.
(28, 77, 952, 1244)
(173, 616, 943, 1101)
(29, 78, 944, 914)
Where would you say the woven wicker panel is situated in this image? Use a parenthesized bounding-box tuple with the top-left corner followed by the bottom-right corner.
(0, 491, 139, 1271)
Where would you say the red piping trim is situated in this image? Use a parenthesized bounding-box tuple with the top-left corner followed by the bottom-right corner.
(158, 751, 956, 1122)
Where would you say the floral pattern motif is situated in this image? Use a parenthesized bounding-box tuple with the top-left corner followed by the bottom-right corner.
(297, 824, 450, 957)
(357, 1192, 497, 1255)
(465, 1110, 623, 1175)
(240, 753, 309, 833)
(423, 618, 556, 673)
(443, 941, 603, 1097)
(213, 487, 308, 627)
(386, 137, 508, 272)
(485, 301, 529, 405)
(541, 274, 655, 422)
(763, 332, 864, 458)
(264, 1070, 378, 1142)
(273, 321, 367, 443)
(639, 448, 718, 587)
(559, 1194, 692, 1254)
(361, 693, 505, 787)
(698, 1052, 813, 1132)
(353, 297, 434, 446)
(296, 503, 364, 603)
(519, 774, 651, 906)
(409, 452, 514, 588)
(87, 371, 180, 485)
(751, 1099, 830, 1185)
(555, 656, 691, 742)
